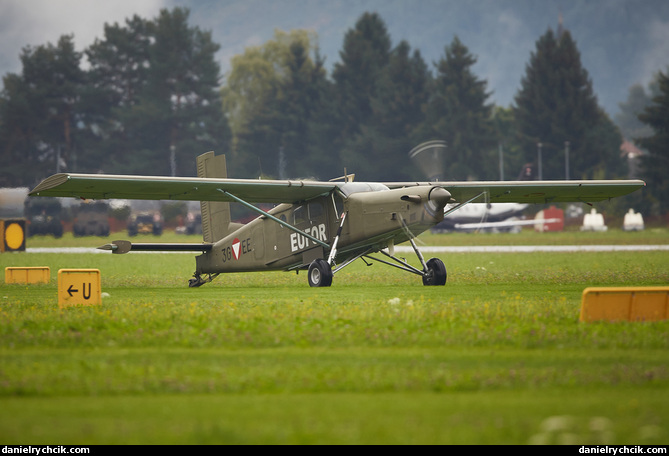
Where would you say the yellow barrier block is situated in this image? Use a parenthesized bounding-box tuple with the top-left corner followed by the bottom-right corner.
(58, 269, 102, 308)
(5, 266, 50, 284)
(580, 287, 669, 322)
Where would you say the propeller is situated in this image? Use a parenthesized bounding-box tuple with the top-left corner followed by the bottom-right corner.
(408, 140, 447, 182)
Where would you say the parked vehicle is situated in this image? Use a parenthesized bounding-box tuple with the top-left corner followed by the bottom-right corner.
(24, 197, 63, 238)
(185, 213, 202, 235)
(73, 201, 111, 236)
(127, 212, 163, 236)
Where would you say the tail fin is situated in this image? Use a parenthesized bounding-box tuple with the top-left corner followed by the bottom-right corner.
(197, 151, 239, 242)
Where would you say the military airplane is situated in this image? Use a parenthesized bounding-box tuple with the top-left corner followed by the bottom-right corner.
(29, 151, 645, 287)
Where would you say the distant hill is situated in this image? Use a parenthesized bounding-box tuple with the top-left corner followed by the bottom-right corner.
(1, 0, 667, 117)
(180, 0, 669, 116)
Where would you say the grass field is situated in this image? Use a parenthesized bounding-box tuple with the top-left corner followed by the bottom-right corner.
(1, 228, 668, 444)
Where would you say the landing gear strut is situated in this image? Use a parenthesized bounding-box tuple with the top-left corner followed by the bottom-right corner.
(307, 211, 346, 287)
(324, 236, 447, 287)
(188, 272, 219, 288)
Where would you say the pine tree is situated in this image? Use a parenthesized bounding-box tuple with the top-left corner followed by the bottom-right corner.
(83, 8, 229, 176)
(0, 35, 85, 185)
(420, 36, 495, 180)
(143, 7, 228, 176)
(332, 12, 392, 174)
(279, 40, 330, 178)
(0, 72, 36, 186)
(343, 40, 430, 181)
(615, 84, 655, 142)
(81, 15, 153, 173)
(514, 28, 620, 180)
(304, 51, 340, 179)
(637, 70, 669, 214)
(491, 106, 526, 180)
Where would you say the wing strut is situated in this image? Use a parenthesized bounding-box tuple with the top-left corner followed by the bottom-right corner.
(217, 189, 329, 249)
(443, 191, 486, 217)
(397, 216, 428, 271)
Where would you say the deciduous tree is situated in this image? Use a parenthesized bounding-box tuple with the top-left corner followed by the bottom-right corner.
(222, 29, 329, 178)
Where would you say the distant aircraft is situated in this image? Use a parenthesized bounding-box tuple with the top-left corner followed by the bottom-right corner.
(410, 141, 533, 233)
(432, 202, 530, 233)
(30, 150, 644, 287)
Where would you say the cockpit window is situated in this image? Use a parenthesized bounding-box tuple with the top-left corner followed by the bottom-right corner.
(332, 192, 344, 219)
(338, 182, 389, 197)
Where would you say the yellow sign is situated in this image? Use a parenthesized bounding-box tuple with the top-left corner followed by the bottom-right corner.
(580, 287, 669, 322)
(0, 219, 26, 252)
(5, 266, 50, 284)
(58, 269, 102, 308)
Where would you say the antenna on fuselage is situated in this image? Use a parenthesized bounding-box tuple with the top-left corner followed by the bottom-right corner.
(329, 169, 356, 183)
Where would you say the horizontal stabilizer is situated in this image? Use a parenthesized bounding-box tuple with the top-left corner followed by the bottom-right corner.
(98, 240, 213, 254)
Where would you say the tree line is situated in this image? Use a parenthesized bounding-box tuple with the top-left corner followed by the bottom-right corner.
(1, 8, 667, 215)
(0, 8, 228, 185)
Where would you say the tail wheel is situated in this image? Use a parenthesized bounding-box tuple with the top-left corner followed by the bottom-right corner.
(308, 259, 333, 287)
(422, 258, 447, 286)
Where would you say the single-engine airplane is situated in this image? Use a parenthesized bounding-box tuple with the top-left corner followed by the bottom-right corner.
(29, 150, 645, 287)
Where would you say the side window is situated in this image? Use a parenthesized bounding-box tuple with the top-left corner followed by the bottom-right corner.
(293, 205, 306, 225)
(279, 213, 287, 228)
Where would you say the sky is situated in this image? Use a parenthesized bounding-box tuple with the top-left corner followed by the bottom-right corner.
(0, 0, 164, 72)
(1, 0, 668, 116)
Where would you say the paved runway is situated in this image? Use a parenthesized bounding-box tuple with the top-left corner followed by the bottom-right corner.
(395, 245, 669, 253)
(25, 245, 669, 254)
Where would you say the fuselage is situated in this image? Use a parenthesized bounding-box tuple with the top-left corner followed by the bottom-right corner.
(195, 184, 448, 275)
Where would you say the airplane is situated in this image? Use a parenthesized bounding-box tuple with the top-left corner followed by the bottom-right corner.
(432, 202, 530, 233)
(29, 150, 645, 288)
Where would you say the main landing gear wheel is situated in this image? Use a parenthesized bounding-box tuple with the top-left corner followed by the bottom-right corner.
(422, 257, 447, 286)
(308, 259, 333, 287)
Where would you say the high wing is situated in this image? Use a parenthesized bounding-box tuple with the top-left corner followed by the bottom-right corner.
(29, 173, 338, 204)
(29, 173, 644, 205)
(386, 180, 646, 204)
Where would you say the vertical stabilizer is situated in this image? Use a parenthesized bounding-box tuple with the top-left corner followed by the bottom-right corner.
(197, 151, 234, 243)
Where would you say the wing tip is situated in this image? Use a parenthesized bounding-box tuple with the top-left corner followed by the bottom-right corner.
(29, 173, 71, 196)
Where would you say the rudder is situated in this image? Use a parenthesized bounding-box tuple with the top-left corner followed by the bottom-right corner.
(197, 151, 238, 243)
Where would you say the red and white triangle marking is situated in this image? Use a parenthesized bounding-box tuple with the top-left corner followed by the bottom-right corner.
(232, 238, 241, 260)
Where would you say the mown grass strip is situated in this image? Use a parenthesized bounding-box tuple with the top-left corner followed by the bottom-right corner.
(1, 234, 668, 444)
(1, 389, 667, 444)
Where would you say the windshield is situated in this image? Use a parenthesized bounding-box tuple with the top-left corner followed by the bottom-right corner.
(338, 182, 389, 197)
